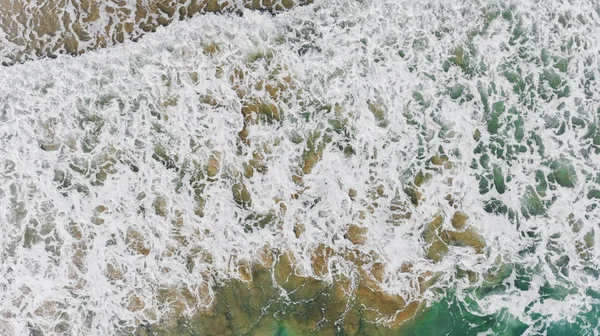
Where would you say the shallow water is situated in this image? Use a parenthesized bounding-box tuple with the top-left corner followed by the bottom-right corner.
(0, 0, 309, 65)
(1, 0, 600, 335)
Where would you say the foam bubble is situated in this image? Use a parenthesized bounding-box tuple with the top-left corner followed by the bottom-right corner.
(1, 0, 600, 334)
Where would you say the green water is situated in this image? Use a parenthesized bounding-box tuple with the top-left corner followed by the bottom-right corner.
(399, 295, 527, 336)
(137, 277, 600, 336)
(273, 293, 599, 336)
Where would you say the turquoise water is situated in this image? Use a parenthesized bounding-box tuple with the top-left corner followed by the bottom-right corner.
(401, 295, 528, 336)
(272, 292, 599, 336)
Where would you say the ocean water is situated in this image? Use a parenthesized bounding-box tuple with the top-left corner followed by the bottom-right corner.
(1, 0, 600, 335)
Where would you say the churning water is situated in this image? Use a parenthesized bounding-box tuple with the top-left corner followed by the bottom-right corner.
(1, 0, 600, 335)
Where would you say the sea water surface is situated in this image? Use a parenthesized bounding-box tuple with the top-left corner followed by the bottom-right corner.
(1, 0, 600, 335)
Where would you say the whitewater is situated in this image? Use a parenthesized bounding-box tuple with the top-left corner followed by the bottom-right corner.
(1, 0, 600, 335)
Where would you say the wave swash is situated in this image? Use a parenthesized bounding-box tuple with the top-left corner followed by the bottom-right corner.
(1, 0, 600, 335)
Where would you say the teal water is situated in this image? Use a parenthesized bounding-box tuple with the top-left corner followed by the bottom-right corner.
(272, 293, 599, 336)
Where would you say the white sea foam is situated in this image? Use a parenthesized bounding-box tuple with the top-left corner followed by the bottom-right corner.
(1, 0, 600, 334)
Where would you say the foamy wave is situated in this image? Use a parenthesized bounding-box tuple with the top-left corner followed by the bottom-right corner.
(0, 0, 599, 334)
